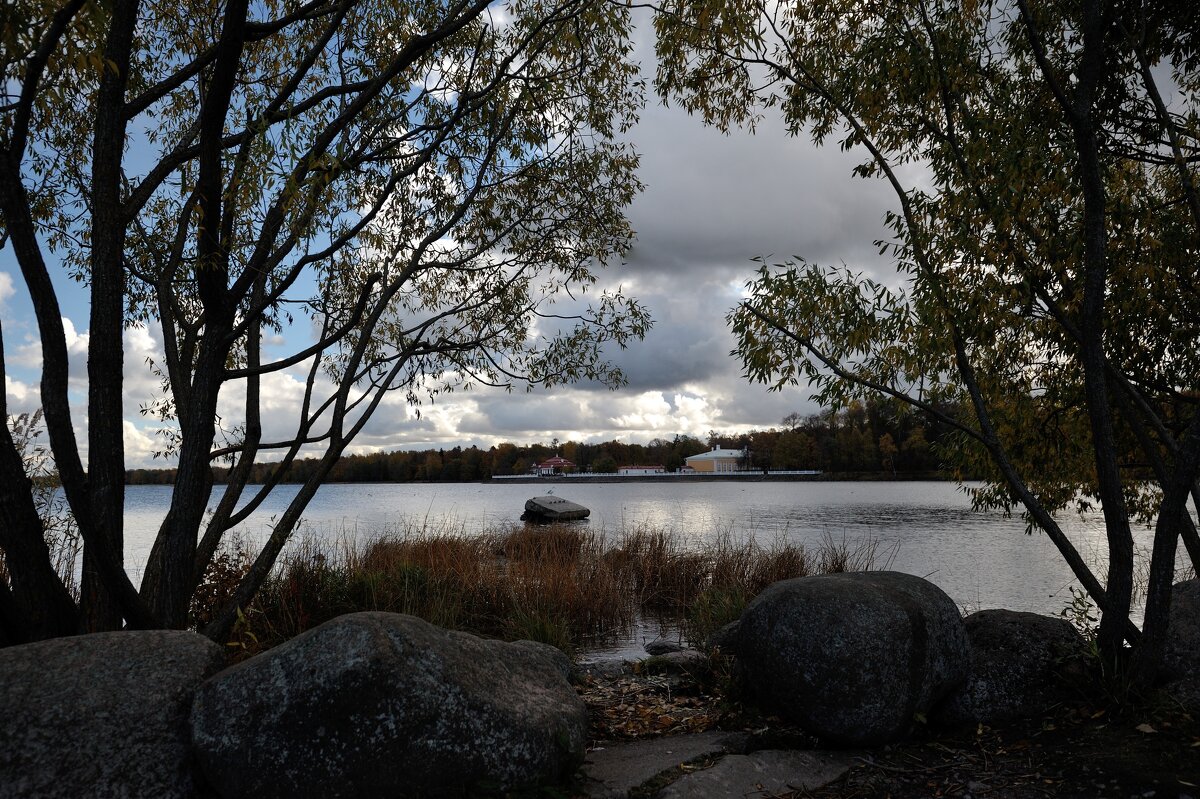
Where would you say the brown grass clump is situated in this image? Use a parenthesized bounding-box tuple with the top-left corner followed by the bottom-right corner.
(197, 522, 890, 660)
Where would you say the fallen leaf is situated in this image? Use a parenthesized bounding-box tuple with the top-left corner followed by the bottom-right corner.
(1134, 723, 1157, 734)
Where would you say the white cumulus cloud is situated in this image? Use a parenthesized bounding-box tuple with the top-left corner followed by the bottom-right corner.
(0, 272, 14, 306)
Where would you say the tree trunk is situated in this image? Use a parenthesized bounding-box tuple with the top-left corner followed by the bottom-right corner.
(0, 440, 78, 640)
(138, 0, 249, 627)
(192, 302, 262, 591)
(0, 328, 78, 640)
(82, 0, 142, 631)
(140, 349, 223, 627)
(1136, 422, 1200, 686)
(1071, 0, 1135, 660)
(1137, 499, 1182, 686)
(0, 157, 155, 631)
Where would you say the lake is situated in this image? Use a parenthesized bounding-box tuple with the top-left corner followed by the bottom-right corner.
(124, 479, 1157, 621)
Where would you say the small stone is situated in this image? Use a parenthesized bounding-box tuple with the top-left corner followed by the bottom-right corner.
(644, 649, 709, 675)
(645, 638, 684, 656)
(706, 620, 740, 653)
(573, 659, 635, 682)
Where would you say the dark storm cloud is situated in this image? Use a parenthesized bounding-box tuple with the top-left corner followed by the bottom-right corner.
(624, 94, 901, 280)
(550, 17, 911, 435)
(594, 270, 742, 392)
(621, 7, 903, 282)
(457, 395, 590, 436)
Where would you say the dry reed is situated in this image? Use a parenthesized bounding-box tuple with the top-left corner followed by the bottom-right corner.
(197, 521, 891, 659)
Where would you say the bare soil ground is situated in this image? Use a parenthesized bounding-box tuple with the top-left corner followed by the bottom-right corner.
(801, 706, 1200, 798)
(575, 663, 1200, 798)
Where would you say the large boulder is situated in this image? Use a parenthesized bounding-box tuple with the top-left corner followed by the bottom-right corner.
(191, 612, 587, 798)
(730, 571, 969, 745)
(0, 630, 226, 799)
(1164, 578, 1200, 679)
(1159, 676, 1200, 714)
(933, 609, 1083, 728)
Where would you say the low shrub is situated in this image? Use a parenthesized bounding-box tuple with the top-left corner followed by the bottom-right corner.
(189, 536, 254, 631)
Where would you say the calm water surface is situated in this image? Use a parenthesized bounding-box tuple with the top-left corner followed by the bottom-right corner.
(125, 480, 1154, 620)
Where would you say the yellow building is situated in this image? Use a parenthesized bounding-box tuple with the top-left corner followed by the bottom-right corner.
(684, 446, 747, 473)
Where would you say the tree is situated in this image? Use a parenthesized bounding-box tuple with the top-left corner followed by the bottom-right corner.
(1, 0, 647, 644)
(0, 411, 81, 645)
(899, 428, 932, 472)
(769, 429, 813, 470)
(878, 433, 897, 476)
(656, 0, 1200, 684)
(592, 454, 617, 473)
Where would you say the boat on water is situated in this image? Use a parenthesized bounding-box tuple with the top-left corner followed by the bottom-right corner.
(521, 495, 590, 522)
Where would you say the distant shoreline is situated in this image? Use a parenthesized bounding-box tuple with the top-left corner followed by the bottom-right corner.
(126, 471, 952, 487)
(485, 471, 947, 485)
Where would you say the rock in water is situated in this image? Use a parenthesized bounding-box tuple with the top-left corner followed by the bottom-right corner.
(0, 630, 226, 799)
(644, 637, 684, 656)
(730, 571, 968, 745)
(191, 611, 587, 798)
(933, 609, 1083, 728)
(521, 495, 590, 522)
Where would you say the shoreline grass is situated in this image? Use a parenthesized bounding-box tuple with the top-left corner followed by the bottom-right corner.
(192, 522, 893, 660)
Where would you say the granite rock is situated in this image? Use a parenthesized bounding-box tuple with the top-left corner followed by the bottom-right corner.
(0, 630, 225, 799)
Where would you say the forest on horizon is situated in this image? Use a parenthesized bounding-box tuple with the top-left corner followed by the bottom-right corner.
(125, 400, 953, 485)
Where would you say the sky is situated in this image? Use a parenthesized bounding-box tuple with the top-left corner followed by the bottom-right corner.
(0, 17, 904, 469)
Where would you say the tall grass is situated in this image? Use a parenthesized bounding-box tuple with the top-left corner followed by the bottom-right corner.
(196, 522, 890, 659)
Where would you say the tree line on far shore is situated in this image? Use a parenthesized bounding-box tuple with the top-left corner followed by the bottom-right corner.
(124, 400, 951, 485)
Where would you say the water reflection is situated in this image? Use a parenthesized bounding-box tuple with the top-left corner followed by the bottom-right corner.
(123, 480, 1160, 620)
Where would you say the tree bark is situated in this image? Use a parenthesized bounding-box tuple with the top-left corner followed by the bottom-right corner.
(192, 285, 263, 591)
(140, 0, 249, 627)
(0, 443, 78, 642)
(0, 160, 154, 631)
(142, 347, 223, 626)
(1070, 1, 1134, 660)
(0, 327, 78, 640)
(82, 0, 142, 631)
(1136, 420, 1200, 685)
